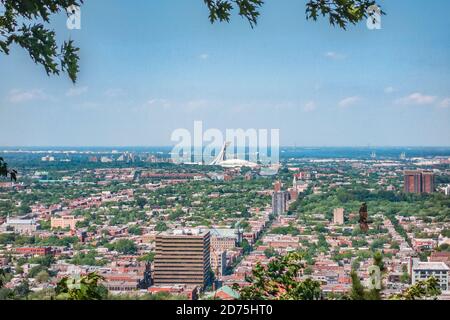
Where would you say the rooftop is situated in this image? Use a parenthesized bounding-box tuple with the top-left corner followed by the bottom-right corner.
(160, 228, 209, 237)
(413, 261, 450, 271)
(209, 228, 240, 238)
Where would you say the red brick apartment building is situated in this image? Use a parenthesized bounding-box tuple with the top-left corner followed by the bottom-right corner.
(15, 247, 53, 256)
(404, 170, 435, 194)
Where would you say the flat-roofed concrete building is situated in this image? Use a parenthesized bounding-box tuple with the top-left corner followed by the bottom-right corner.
(154, 228, 211, 288)
(0, 216, 37, 234)
(411, 259, 449, 291)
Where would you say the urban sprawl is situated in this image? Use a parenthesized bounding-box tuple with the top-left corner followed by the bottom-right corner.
(1, 148, 450, 300)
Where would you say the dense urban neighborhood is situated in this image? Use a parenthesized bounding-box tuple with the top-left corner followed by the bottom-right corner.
(1, 148, 450, 300)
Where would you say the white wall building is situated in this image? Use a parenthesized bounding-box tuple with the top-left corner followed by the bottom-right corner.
(333, 208, 345, 225)
(444, 185, 450, 196)
(0, 216, 37, 234)
(411, 259, 449, 292)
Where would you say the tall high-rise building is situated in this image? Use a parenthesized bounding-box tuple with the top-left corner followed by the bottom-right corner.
(272, 180, 288, 215)
(359, 203, 369, 233)
(154, 229, 211, 288)
(404, 170, 422, 194)
(273, 180, 282, 192)
(404, 170, 435, 194)
(421, 171, 435, 194)
(333, 208, 345, 225)
(272, 191, 288, 215)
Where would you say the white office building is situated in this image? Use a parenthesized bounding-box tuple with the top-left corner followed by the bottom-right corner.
(411, 259, 449, 292)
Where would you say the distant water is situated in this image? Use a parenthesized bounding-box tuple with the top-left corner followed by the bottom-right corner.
(1, 146, 450, 160)
(279, 147, 450, 160)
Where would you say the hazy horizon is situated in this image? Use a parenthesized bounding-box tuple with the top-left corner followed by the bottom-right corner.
(2, 145, 450, 149)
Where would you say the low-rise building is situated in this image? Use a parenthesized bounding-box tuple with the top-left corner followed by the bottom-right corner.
(210, 228, 241, 251)
(429, 252, 450, 268)
(15, 247, 53, 256)
(51, 215, 84, 230)
(148, 285, 198, 300)
(0, 216, 37, 234)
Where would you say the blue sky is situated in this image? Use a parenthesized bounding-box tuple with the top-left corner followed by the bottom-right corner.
(0, 0, 449, 147)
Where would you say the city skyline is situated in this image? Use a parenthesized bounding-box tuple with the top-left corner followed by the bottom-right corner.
(2, 0, 450, 305)
(1, 0, 450, 147)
